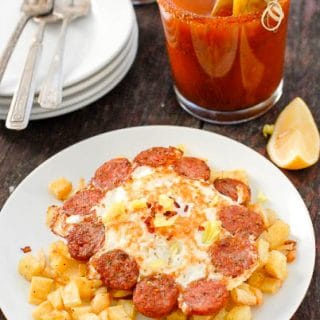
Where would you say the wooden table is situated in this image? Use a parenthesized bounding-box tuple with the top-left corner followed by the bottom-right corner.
(0, 1, 318, 319)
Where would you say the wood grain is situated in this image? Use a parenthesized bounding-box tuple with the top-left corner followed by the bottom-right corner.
(0, 1, 318, 319)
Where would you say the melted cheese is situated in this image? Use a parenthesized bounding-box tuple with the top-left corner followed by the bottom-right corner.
(62, 165, 258, 290)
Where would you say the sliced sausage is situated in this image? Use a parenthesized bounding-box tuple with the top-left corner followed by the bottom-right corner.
(214, 178, 251, 205)
(134, 147, 183, 167)
(174, 157, 210, 180)
(181, 279, 229, 315)
(92, 158, 132, 190)
(209, 236, 257, 278)
(66, 220, 105, 261)
(218, 205, 265, 239)
(63, 189, 104, 216)
(93, 249, 139, 290)
(133, 274, 179, 318)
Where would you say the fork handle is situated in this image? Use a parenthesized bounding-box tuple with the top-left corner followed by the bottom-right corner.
(5, 21, 46, 130)
(38, 17, 71, 109)
(0, 13, 30, 85)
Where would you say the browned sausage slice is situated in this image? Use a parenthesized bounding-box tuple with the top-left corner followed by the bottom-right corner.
(133, 274, 179, 318)
(218, 205, 265, 239)
(209, 236, 257, 278)
(63, 189, 103, 216)
(134, 147, 183, 167)
(66, 220, 105, 261)
(93, 249, 139, 290)
(181, 279, 229, 315)
(214, 178, 251, 205)
(92, 158, 132, 190)
(174, 157, 210, 180)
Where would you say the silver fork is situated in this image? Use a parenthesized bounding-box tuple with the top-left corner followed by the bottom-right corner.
(5, 11, 61, 130)
(0, 0, 53, 85)
(38, 0, 91, 109)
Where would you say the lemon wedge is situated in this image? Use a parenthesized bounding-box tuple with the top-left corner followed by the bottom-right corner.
(211, 0, 233, 16)
(233, 0, 265, 16)
(267, 97, 320, 170)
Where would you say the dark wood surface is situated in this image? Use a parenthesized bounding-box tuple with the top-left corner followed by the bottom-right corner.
(0, 1, 319, 319)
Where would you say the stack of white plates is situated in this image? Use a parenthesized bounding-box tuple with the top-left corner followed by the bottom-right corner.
(0, 0, 138, 120)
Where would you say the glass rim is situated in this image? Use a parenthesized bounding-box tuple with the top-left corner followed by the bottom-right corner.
(157, 0, 288, 24)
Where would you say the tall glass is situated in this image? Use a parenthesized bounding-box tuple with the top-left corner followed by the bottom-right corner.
(157, 0, 290, 124)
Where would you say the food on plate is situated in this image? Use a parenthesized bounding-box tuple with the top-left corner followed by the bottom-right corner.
(267, 97, 320, 170)
(18, 146, 297, 319)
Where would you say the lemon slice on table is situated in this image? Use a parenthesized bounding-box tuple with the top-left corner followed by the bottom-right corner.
(233, 0, 265, 15)
(267, 98, 320, 170)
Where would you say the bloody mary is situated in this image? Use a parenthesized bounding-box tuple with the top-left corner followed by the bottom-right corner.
(157, 0, 290, 123)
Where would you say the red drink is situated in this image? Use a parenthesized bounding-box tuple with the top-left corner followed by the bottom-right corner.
(158, 0, 290, 123)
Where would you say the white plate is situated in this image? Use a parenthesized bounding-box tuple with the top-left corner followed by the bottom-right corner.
(0, 0, 135, 96)
(0, 126, 315, 320)
(0, 24, 138, 120)
(0, 19, 138, 105)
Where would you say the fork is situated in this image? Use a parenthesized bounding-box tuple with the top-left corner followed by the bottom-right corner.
(5, 10, 61, 130)
(0, 0, 53, 85)
(38, 0, 91, 109)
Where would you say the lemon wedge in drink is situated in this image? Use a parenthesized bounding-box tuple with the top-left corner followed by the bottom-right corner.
(211, 0, 232, 16)
(267, 98, 320, 170)
(233, 0, 265, 15)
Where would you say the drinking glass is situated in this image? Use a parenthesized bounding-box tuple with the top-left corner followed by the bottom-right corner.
(157, 0, 290, 124)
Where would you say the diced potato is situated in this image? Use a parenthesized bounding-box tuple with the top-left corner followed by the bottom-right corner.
(108, 305, 131, 320)
(265, 250, 287, 280)
(266, 209, 278, 226)
(41, 264, 57, 279)
(47, 288, 64, 310)
(78, 264, 87, 277)
(247, 270, 266, 288)
(118, 299, 135, 318)
(231, 284, 257, 306)
(49, 253, 76, 277)
(41, 310, 71, 320)
(111, 290, 132, 298)
(75, 277, 101, 301)
(213, 309, 227, 320)
(32, 301, 53, 320)
(249, 287, 263, 305)
(28, 276, 54, 305)
(61, 281, 82, 308)
(78, 314, 100, 320)
(49, 177, 73, 201)
(265, 220, 290, 249)
(49, 241, 71, 258)
(226, 306, 252, 320)
(166, 309, 187, 320)
(276, 240, 297, 263)
(91, 287, 111, 314)
(18, 251, 46, 281)
(259, 277, 282, 294)
(99, 310, 109, 320)
(191, 316, 212, 320)
(257, 238, 269, 266)
(70, 305, 92, 320)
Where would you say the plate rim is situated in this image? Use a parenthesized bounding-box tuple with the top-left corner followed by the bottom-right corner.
(0, 0, 136, 96)
(0, 125, 316, 320)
